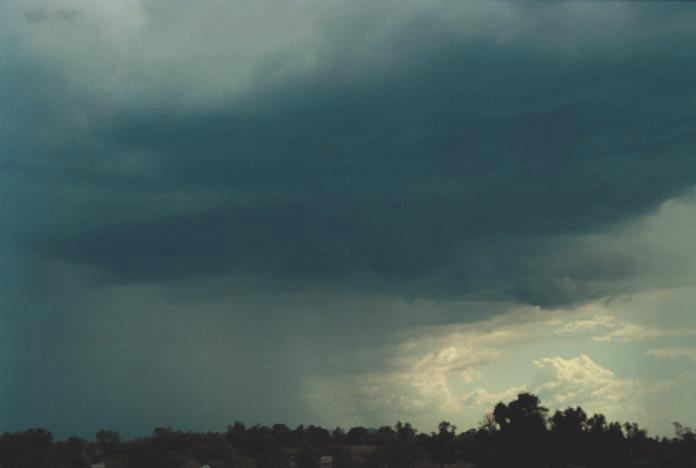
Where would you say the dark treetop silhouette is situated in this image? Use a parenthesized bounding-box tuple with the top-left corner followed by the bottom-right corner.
(1, 393, 695, 468)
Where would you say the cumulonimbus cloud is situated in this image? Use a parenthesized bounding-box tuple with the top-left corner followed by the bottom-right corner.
(2, 0, 696, 310)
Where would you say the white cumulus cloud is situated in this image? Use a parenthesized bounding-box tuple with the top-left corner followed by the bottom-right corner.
(530, 354, 641, 414)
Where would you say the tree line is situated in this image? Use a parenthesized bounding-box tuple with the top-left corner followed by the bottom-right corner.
(1, 393, 694, 468)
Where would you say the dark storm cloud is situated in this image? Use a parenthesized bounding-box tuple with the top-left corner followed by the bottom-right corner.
(2, 1, 696, 307)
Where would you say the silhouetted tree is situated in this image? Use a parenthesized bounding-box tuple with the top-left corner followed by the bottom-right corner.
(346, 426, 369, 446)
(225, 421, 246, 446)
(0, 393, 690, 468)
(550, 406, 587, 462)
(272, 423, 294, 446)
(95, 429, 121, 456)
(0, 429, 56, 468)
(492, 393, 549, 467)
(423, 421, 458, 467)
(53, 436, 87, 468)
(294, 442, 321, 468)
(331, 427, 346, 444)
(304, 425, 331, 449)
(674, 422, 695, 444)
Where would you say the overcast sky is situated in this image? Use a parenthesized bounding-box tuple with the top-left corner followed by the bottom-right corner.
(1, 0, 695, 439)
